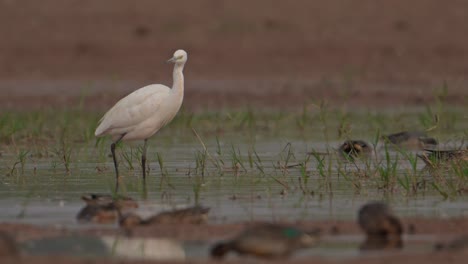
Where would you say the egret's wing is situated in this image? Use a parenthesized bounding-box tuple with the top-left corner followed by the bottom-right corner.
(95, 84, 171, 136)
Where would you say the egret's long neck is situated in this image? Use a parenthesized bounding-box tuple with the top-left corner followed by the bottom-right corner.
(171, 63, 184, 96)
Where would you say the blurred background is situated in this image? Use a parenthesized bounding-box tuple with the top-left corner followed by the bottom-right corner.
(1, 0, 467, 110)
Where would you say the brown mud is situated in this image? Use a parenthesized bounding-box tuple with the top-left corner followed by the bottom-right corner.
(0, 0, 467, 110)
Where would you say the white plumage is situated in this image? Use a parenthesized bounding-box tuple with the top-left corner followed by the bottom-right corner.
(95, 84, 179, 141)
(95, 49, 188, 191)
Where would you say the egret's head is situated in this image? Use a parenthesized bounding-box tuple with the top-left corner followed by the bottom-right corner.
(167, 49, 188, 64)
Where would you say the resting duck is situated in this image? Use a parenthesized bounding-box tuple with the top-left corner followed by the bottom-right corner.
(418, 147, 468, 168)
(77, 193, 138, 224)
(358, 202, 403, 250)
(119, 206, 210, 228)
(81, 193, 138, 208)
(339, 140, 372, 160)
(211, 222, 320, 259)
(382, 131, 437, 149)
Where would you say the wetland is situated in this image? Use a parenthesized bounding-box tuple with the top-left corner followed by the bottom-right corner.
(0, 101, 467, 263)
(1, 0, 468, 262)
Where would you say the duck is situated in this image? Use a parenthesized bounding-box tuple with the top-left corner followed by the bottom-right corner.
(210, 223, 320, 259)
(81, 193, 138, 209)
(76, 203, 118, 224)
(358, 202, 402, 236)
(358, 202, 403, 250)
(418, 147, 468, 168)
(382, 131, 437, 149)
(339, 140, 372, 159)
(119, 206, 210, 228)
(77, 194, 138, 224)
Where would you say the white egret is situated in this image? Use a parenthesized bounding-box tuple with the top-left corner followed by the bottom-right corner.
(95, 49, 188, 191)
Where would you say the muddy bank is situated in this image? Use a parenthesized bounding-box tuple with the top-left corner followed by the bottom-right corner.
(0, 0, 467, 110)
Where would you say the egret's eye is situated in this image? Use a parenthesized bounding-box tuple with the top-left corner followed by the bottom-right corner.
(177, 55, 184, 60)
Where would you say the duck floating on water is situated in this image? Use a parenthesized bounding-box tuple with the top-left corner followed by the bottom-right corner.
(418, 147, 468, 169)
(339, 140, 372, 160)
(120, 206, 210, 228)
(211, 222, 320, 259)
(358, 202, 403, 250)
(382, 131, 437, 150)
(77, 194, 138, 224)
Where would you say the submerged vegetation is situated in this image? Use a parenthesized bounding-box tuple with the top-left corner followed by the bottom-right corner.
(0, 101, 467, 220)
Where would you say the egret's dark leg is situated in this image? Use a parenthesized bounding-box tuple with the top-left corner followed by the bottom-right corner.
(111, 134, 125, 192)
(142, 139, 148, 179)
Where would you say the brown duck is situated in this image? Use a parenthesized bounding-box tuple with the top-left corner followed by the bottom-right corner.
(81, 193, 138, 208)
(119, 206, 210, 228)
(382, 131, 437, 149)
(418, 147, 468, 168)
(339, 140, 372, 159)
(358, 202, 403, 250)
(77, 193, 138, 224)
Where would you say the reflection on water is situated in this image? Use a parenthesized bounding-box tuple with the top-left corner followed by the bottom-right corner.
(360, 235, 403, 251)
(18, 233, 439, 261)
(21, 235, 186, 260)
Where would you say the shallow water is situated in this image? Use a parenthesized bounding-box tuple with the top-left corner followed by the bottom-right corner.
(0, 136, 467, 227)
(0, 106, 467, 262)
(19, 233, 439, 261)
